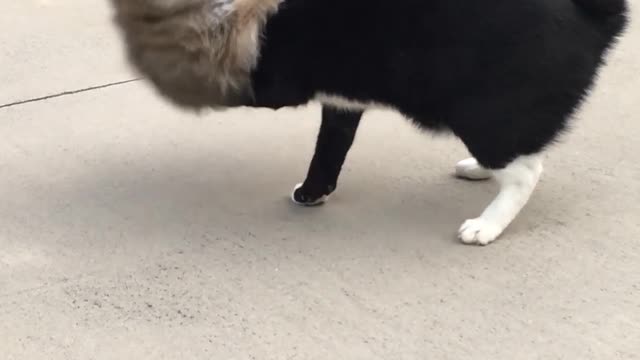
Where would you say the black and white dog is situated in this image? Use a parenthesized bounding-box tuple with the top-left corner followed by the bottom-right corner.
(111, 0, 628, 245)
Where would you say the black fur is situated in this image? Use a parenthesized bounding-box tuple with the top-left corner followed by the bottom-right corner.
(292, 107, 362, 204)
(250, 0, 627, 203)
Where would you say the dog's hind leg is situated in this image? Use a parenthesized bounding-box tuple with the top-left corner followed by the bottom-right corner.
(450, 100, 557, 245)
(291, 106, 363, 206)
(457, 154, 543, 245)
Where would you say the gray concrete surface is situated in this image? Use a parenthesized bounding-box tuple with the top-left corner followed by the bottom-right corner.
(1, 1, 639, 359)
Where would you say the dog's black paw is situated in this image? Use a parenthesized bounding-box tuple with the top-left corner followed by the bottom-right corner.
(290, 183, 333, 206)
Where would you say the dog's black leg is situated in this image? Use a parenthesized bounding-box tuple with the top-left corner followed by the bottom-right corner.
(292, 106, 363, 206)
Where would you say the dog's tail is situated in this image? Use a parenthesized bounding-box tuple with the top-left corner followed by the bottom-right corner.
(572, 0, 627, 17)
(110, 0, 282, 110)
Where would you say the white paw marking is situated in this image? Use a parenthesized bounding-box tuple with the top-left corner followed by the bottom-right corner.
(458, 218, 504, 246)
(290, 183, 329, 206)
(457, 154, 543, 245)
(455, 158, 492, 180)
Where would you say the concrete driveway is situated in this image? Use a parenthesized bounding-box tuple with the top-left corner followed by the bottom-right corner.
(1, 1, 639, 359)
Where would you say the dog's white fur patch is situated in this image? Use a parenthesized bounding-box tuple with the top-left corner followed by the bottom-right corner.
(458, 154, 543, 245)
(315, 93, 391, 112)
(291, 183, 330, 206)
(455, 157, 493, 180)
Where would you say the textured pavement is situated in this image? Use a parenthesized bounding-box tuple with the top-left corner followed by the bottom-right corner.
(1, 1, 639, 359)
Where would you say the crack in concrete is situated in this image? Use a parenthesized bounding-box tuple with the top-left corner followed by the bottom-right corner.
(0, 78, 142, 110)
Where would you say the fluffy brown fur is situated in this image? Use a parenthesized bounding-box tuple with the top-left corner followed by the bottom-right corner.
(110, 0, 281, 108)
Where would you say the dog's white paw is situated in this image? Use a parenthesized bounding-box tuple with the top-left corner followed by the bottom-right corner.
(455, 158, 492, 180)
(458, 218, 504, 246)
(291, 183, 329, 206)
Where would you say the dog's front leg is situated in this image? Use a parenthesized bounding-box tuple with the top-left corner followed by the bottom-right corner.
(291, 106, 363, 206)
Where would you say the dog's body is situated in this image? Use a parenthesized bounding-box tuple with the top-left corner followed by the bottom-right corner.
(111, 0, 628, 245)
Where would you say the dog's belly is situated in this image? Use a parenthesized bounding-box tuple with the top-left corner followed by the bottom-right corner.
(313, 93, 393, 112)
